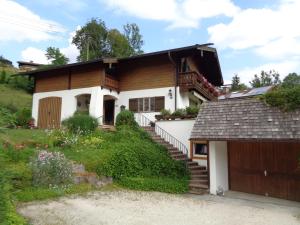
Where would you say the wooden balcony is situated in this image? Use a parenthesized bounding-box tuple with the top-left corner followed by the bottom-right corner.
(178, 71, 219, 100)
(104, 75, 119, 92)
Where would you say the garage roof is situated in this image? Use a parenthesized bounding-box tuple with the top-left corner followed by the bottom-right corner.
(190, 98, 300, 141)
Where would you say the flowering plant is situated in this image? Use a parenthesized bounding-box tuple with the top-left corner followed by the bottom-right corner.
(30, 150, 73, 187)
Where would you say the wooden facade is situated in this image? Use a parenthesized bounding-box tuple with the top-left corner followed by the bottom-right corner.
(228, 141, 300, 201)
(35, 64, 104, 93)
(117, 56, 175, 91)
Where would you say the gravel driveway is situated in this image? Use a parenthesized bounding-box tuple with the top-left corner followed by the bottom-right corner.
(18, 190, 300, 225)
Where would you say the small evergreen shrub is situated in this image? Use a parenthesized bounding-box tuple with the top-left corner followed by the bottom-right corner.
(30, 150, 73, 187)
(172, 108, 186, 117)
(15, 108, 32, 128)
(62, 114, 98, 134)
(185, 105, 200, 117)
(0, 107, 16, 128)
(160, 109, 171, 116)
(115, 110, 138, 129)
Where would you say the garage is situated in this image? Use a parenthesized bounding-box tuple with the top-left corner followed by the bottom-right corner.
(37, 97, 62, 129)
(228, 141, 300, 201)
(190, 98, 300, 201)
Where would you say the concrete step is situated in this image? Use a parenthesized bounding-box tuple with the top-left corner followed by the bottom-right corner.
(188, 165, 206, 171)
(190, 169, 208, 175)
(190, 179, 209, 185)
(189, 183, 209, 189)
(188, 189, 209, 195)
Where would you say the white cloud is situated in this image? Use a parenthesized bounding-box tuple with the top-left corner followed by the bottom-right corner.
(0, 0, 65, 42)
(21, 47, 49, 64)
(208, 0, 300, 60)
(101, 0, 239, 29)
(38, 0, 88, 12)
(61, 28, 80, 63)
(230, 60, 300, 84)
(21, 29, 79, 64)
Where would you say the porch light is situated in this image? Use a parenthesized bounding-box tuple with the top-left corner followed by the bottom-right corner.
(168, 89, 173, 99)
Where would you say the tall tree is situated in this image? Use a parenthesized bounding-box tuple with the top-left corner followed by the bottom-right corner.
(123, 23, 144, 55)
(45, 47, 69, 65)
(230, 74, 247, 91)
(282, 73, 300, 88)
(72, 19, 144, 61)
(107, 29, 133, 57)
(249, 70, 281, 88)
(72, 18, 109, 61)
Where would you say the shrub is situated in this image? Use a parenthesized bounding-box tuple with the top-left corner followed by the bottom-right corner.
(96, 128, 189, 180)
(115, 110, 138, 129)
(79, 134, 103, 148)
(160, 109, 171, 116)
(263, 86, 300, 111)
(119, 177, 189, 194)
(47, 129, 79, 148)
(0, 107, 16, 128)
(185, 105, 200, 117)
(172, 108, 186, 117)
(0, 173, 27, 225)
(30, 150, 73, 187)
(15, 108, 32, 128)
(62, 114, 98, 134)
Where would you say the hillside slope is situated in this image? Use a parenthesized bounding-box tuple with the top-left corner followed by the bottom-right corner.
(0, 84, 32, 109)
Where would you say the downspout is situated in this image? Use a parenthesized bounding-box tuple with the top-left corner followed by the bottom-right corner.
(168, 51, 177, 110)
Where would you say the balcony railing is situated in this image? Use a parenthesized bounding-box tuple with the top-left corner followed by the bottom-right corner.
(104, 75, 119, 92)
(178, 71, 219, 100)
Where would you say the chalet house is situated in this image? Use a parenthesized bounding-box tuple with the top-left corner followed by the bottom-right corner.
(22, 44, 223, 129)
(190, 97, 300, 201)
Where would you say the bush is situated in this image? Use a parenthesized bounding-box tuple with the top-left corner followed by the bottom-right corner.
(0, 172, 28, 225)
(15, 108, 32, 128)
(30, 150, 73, 187)
(62, 114, 98, 134)
(160, 109, 171, 116)
(172, 108, 186, 117)
(119, 177, 189, 194)
(186, 105, 200, 116)
(0, 107, 16, 128)
(263, 86, 300, 111)
(96, 128, 189, 180)
(115, 110, 138, 129)
(47, 129, 79, 148)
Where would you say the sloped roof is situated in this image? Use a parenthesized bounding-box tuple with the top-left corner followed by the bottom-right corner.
(218, 86, 274, 100)
(190, 98, 300, 141)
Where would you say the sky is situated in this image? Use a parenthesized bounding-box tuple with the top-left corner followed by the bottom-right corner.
(0, 0, 299, 85)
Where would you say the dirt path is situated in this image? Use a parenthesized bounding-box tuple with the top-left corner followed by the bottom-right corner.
(18, 191, 300, 225)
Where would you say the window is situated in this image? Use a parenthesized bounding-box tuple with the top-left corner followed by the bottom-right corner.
(194, 143, 208, 156)
(129, 96, 164, 112)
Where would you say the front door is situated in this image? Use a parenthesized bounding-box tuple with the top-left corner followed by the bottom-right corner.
(228, 141, 300, 201)
(103, 99, 115, 125)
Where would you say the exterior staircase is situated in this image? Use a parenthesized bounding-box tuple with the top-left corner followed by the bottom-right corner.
(142, 126, 209, 194)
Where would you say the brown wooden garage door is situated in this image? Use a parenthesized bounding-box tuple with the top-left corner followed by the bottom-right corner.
(37, 97, 62, 129)
(228, 141, 300, 201)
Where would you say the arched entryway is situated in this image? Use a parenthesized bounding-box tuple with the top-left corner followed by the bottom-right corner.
(103, 95, 116, 125)
(75, 94, 91, 114)
(38, 97, 62, 129)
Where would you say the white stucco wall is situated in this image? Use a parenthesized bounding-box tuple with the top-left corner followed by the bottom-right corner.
(117, 86, 177, 121)
(155, 119, 195, 152)
(209, 141, 229, 195)
(32, 87, 118, 125)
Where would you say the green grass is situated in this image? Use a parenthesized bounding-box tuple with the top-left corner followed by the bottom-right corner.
(0, 84, 32, 110)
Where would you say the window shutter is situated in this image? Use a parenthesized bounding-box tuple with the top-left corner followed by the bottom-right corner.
(154, 96, 165, 112)
(129, 98, 138, 112)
